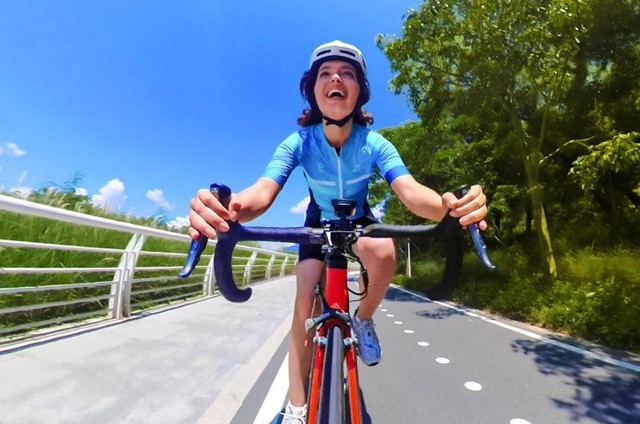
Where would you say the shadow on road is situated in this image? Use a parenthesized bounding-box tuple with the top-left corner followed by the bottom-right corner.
(511, 338, 640, 423)
(356, 386, 373, 424)
(384, 286, 430, 303)
(385, 286, 465, 321)
(415, 307, 465, 320)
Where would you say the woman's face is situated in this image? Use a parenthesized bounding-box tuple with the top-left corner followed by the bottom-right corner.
(313, 60, 360, 122)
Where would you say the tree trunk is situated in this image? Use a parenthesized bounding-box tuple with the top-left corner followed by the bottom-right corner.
(524, 153, 558, 279)
(505, 99, 557, 279)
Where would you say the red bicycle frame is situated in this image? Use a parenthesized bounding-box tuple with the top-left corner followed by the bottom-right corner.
(307, 247, 362, 424)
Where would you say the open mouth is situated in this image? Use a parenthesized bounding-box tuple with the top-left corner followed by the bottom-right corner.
(327, 89, 345, 98)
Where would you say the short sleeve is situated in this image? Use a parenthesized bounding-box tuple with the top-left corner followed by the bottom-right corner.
(261, 132, 301, 187)
(370, 132, 410, 184)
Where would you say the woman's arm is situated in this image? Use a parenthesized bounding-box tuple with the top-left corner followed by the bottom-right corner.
(390, 175, 488, 229)
(188, 177, 281, 239)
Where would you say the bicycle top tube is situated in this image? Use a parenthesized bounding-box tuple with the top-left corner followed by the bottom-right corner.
(179, 183, 496, 303)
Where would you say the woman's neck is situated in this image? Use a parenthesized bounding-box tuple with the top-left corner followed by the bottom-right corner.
(322, 119, 353, 148)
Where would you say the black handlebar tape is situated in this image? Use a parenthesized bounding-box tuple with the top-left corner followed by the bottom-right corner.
(201, 184, 253, 303)
(213, 231, 252, 303)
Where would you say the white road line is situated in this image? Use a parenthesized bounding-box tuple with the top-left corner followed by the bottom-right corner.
(254, 354, 289, 424)
(391, 284, 640, 373)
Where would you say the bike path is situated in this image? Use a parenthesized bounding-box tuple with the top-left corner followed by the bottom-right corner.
(0, 276, 297, 424)
(227, 281, 640, 423)
(357, 285, 640, 424)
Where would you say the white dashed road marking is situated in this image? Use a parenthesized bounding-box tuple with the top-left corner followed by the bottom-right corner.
(378, 299, 534, 423)
(464, 381, 483, 391)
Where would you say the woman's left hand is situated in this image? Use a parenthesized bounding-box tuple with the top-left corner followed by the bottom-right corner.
(442, 184, 488, 230)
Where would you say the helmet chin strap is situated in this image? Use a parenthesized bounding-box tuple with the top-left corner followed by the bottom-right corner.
(322, 112, 353, 127)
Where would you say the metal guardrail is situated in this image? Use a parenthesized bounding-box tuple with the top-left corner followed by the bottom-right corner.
(0, 194, 298, 343)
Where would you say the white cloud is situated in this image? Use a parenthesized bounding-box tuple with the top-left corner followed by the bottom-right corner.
(146, 188, 173, 210)
(18, 171, 28, 184)
(75, 187, 88, 196)
(0, 146, 4, 155)
(290, 196, 310, 215)
(92, 179, 127, 212)
(9, 186, 33, 198)
(5, 143, 26, 157)
(167, 215, 190, 230)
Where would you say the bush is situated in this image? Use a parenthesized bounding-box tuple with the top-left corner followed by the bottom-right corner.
(535, 249, 640, 351)
(396, 243, 640, 353)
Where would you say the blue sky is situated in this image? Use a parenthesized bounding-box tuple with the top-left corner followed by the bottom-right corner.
(0, 1, 419, 229)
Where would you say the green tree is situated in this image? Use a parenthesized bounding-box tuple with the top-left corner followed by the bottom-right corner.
(570, 131, 640, 211)
(378, 0, 640, 277)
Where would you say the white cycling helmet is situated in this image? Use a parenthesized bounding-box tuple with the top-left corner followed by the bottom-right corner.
(309, 40, 367, 76)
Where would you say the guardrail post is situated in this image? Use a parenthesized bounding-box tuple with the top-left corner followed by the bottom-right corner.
(279, 256, 289, 277)
(406, 240, 412, 277)
(243, 252, 258, 284)
(265, 254, 276, 280)
(203, 252, 216, 296)
(108, 233, 145, 318)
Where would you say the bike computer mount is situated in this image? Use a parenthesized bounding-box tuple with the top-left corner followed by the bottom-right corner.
(331, 199, 357, 219)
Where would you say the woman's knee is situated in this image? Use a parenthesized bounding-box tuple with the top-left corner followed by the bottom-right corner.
(355, 238, 397, 266)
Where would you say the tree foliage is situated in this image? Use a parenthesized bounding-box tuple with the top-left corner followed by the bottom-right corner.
(376, 0, 640, 275)
(570, 131, 640, 211)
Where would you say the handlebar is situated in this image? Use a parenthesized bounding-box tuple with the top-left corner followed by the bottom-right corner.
(179, 183, 495, 303)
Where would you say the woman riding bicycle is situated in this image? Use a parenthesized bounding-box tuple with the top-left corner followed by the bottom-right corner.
(188, 40, 488, 423)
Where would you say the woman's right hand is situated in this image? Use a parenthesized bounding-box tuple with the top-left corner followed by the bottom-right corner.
(188, 188, 242, 240)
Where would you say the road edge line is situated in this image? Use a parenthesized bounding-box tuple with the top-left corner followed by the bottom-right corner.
(253, 353, 289, 423)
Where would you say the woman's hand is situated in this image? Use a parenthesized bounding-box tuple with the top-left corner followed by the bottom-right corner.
(187, 188, 242, 239)
(442, 184, 488, 230)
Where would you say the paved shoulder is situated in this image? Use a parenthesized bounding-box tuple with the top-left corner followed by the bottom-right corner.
(0, 277, 296, 424)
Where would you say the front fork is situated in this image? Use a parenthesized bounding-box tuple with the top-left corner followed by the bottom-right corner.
(306, 252, 361, 424)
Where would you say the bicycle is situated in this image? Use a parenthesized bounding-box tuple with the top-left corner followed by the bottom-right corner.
(179, 183, 495, 423)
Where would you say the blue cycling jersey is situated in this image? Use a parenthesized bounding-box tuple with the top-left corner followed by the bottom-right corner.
(262, 124, 410, 221)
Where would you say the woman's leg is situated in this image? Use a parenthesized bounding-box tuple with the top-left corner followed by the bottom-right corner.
(353, 237, 396, 320)
(287, 258, 324, 407)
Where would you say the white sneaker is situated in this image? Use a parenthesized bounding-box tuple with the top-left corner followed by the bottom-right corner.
(281, 401, 307, 424)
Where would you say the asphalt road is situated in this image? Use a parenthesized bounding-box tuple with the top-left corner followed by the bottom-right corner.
(232, 284, 640, 424)
(1, 278, 638, 424)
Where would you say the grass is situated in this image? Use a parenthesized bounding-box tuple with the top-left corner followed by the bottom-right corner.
(0, 208, 295, 335)
(395, 243, 640, 353)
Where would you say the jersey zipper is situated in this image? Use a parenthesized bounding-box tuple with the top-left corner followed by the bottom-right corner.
(335, 148, 344, 198)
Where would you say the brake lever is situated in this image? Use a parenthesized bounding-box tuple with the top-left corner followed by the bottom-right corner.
(454, 185, 496, 270)
(178, 183, 232, 278)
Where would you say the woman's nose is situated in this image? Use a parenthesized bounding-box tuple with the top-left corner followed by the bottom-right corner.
(330, 73, 342, 82)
